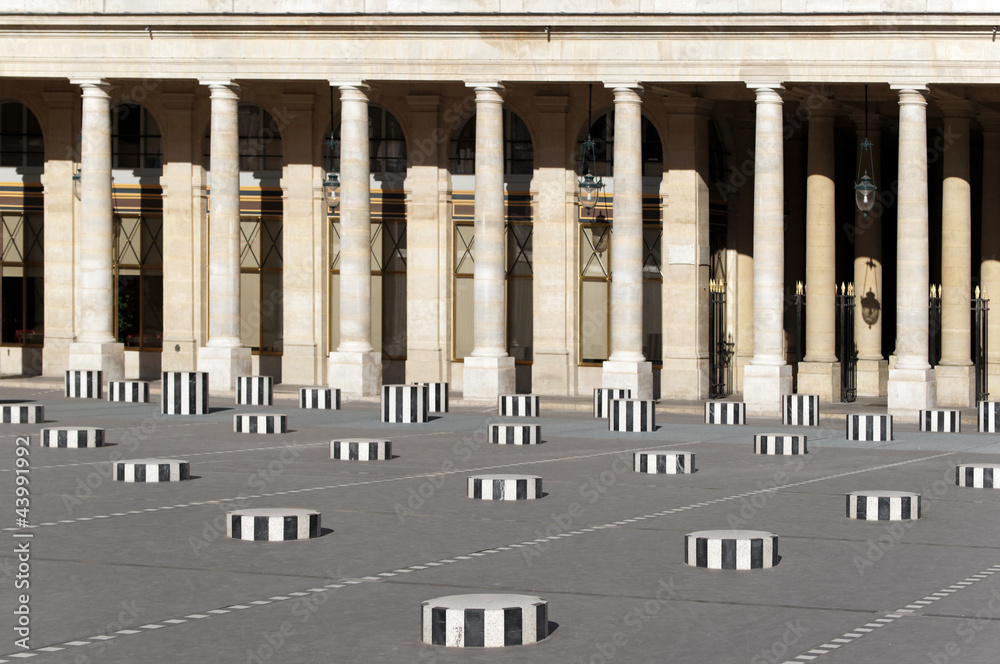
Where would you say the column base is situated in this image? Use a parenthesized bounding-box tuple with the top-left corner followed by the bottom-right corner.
(602, 359, 653, 401)
(328, 350, 382, 397)
(796, 361, 841, 403)
(742, 364, 792, 417)
(69, 341, 125, 382)
(857, 358, 888, 398)
(462, 355, 515, 402)
(887, 367, 937, 419)
(658, 357, 708, 400)
(531, 350, 571, 396)
(935, 364, 975, 408)
(405, 347, 446, 384)
(197, 345, 252, 392)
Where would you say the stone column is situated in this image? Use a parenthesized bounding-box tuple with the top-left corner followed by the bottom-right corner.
(67, 79, 124, 380)
(328, 82, 381, 395)
(743, 84, 792, 416)
(197, 80, 251, 391)
(887, 86, 936, 418)
(601, 83, 653, 400)
(661, 97, 712, 399)
(982, 124, 1000, 398)
(797, 108, 840, 401)
(462, 83, 515, 400)
(936, 104, 974, 407)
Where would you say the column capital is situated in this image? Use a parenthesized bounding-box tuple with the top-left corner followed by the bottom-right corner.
(746, 81, 784, 92)
(331, 81, 369, 92)
(748, 84, 784, 104)
(406, 94, 441, 113)
(892, 86, 929, 106)
(465, 81, 504, 94)
(199, 78, 240, 93)
(70, 78, 113, 96)
(890, 83, 929, 93)
(604, 81, 643, 92)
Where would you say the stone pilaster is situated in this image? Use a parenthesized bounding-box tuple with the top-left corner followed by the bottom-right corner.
(982, 124, 1000, 400)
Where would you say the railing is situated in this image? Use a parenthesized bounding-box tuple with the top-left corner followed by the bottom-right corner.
(709, 279, 733, 399)
(837, 282, 857, 403)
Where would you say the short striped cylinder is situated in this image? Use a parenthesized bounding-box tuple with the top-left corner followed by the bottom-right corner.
(107, 381, 149, 403)
(846, 414, 892, 441)
(113, 458, 189, 482)
(299, 387, 340, 409)
(593, 387, 630, 418)
(846, 490, 921, 521)
(955, 464, 1000, 489)
(684, 530, 779, 570)
(413, 382, 449, 413)
(782, 394, 819, 426)
(65, 370, 101, 399)
(234, 413, 287, 434)
(920, 409, 960, 433)
(0, 405, 43, 423)
(40, 427, 104, 448)
(498, 394, 539, 417)
(609, 399, 655, 432)
(633, 451, 695, 474)
(236, 375, 273, 406)
(226, 508, 321, 541)
(705, 401, 746, 425)
(468, 474, 543, 500)
(381, 384, 429, 423)
(489, 423, 541, 445)
(978, 401, 1000, 432)
(754, 434, 808, 455)
(421, 594, 549, 648)
(330, 440, 391, 461)
(161, 371, 209, 415)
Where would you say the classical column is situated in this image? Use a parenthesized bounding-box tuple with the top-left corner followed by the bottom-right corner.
(601, 83, 653, 400)
(197, 80, 251, 391)
(67, 79, 124, 380)
(797, 107, 840, 401)
(936, 103, 974, 407)
(742, 84, 792, 416)
(462, 82, 515, 400)
(887, 86, 936, 417)
(982, 124, 1000, 398)
(328, 82, 381, 395)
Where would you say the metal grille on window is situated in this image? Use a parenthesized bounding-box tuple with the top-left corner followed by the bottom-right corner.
(453, 222, 475, 359)
(580, 223, 610, 365)
(0, 212, 43, 345)
(114, 214, 162, 349)
(240, 216, 283, 353)
(507, 218, 532, 362)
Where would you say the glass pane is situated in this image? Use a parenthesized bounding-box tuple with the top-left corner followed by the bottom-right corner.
(142, 215, 163, 265)
(643, 226, 661, 277)
(1, 270, 23, 343)
(370, 222, 384, 272)
(643, 279, 662, 364)
(383, 220, 406, 273)
(117, 217, 141, 265)
(507, 277, 532, 361)
(454, 276, 474, 359)
(1, 102, 23, 134)
(260, 270, 282, 352)
(580, 280, 609, 363)
(382, 272, 407, 360)
(455, 225, 474, 275)
(329, 272, 340, 351)
(25, 266, 42, 344)
(330, 220, 341, 271)
(507, 224, 532, 276)
(581, 226, 610, 278)
(24, 214, 42, 263)
(116, 274, 141, 346)
(240, 272, 261, 349)
(1, 136, 23, 166)
(241, 218, 261, 269)
(260, 218, 282, 269)
(371, 274, 382, 356)
(1, 214, 22, 263)
(141, 270, 163, 348)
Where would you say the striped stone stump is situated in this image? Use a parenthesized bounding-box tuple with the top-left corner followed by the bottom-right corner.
(330, 440, 391, 461)
(414, 382, 449, 413)
(846, 490, 921, 521)
(0, 405, 43, 423)
(236, 375, 273, 406)
(421, 594, 549, 648)
(685, 530, 779, 570)
(65, 370, 101, 399)
(40, 427, 104, 448)
(633, 451, 695, 474)
(498, 394, 539, 417)
(978, 401, 1000, 432)
(593, 387, 630, 418)
(846, 414, 892, 441)
(161, 371, 209, 415)
(107, 381, 150, 403)
(113, 458, 190, 482)
(226, 508, 321, 542)
(234, 413, 287, 434)
(468, 474, 543, 501)
(705, 401, 746, 425)
(956, 464, 1000, 489)
(920, 409, 960, 433)
(489, 423, 541, 445)
(381, 384, 429, 423)
(609, 399, 655, 432)
(782, 394, 819, 426)
(299, 387, 340, 410)
(754, 434, 808, 455)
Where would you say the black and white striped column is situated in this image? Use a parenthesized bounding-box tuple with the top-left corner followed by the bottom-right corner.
(0, 405, 43, 423)
(413, 382, 449, 413)
(40, 427, 104, 448)
(107, 381, 150, 403)
(782, 394, 819, 426)
(705, 401, 746, 425)
(236, 375, 273, 406)
(498, 394, 539, 417)
(468, 474, 542, 500)
(65, 370, 101, 399)
(609, 399, 655, 432)
(633, 451, 695, 474)
(846, 414, 892, 441)
(114, 458, 190, 482)
(299, 387, 340, 409)
(421, 594, 549, 647)
(226, 508, 321, 541)
(594, 388, 630, 418)
(330, 440, 391, 461)
(381, 384, 429, 423)
(920, 409, 960, 433)
(846, 490, 921, 520)
(684, 530, 779, 569)
(489, 423, 541, 445)
(754, 434, 808, 455)
(955, 464, 1000, 489)
(161, 371, 209, 415)
(978, 401, 1000, 432)
(234, 413, 287, 434)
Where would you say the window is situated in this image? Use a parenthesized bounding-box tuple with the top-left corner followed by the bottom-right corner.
(112, 103, 161, 169)
(114, 214, 162, 349)
(578, 112, 663, 178)
(204, 104, 283, 172)
(0, 101, 43, 168)
(0, 212, 42, 345)
(328, 105, 408, 175)
(240, 216, 283, 352)
(506, 199, 532, 362)
(579, 223, 610, 365)
(451, 109, 533, 175)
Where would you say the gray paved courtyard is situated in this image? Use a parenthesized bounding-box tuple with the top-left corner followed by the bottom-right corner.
(2, 381, 999, 663)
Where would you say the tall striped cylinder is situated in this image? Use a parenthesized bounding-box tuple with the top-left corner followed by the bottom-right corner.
(978, 401, 1000, 433)
(489, 423, 541, 445)
(40, 427, 104, 448)
(0, 405, 43, 423)
(421, 594, 549, 647)
(300, 387, 340, 409)
(107, 381, 150, 403)
(161, 371, 209, 415)
(782, 394, 819, 426)
(956, 463, 1000, 489)
(684, 530, 779, 569)
(236, 375, 273, 406)
(920, 409, 960, 433)
(609, 399, 655, 432)
(846, 414, 892, 441)
(467, 474, 543, 500)
(413, 382, 449, 413)
(594, 388, 630, 418)
(381, 384, 429, 423)
(234, 413, 287, 434)
(633, 451, 695, 474)
(226, 508, 321, 541)
(845, 490, 920, 520)
(705, 401, 746, 425)
(65, 370, 101, 399)
(754, 434, 807, 455)
(330, 440, 391, 461)
(114, 459, 189, 482)
(498, 394, 539, 417)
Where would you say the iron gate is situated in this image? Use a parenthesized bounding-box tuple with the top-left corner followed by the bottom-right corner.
(837, 282, 857, 403)
(709, 279, 732, 398)
(929, 285, 942, 367)
(973, 289, 989, 402)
